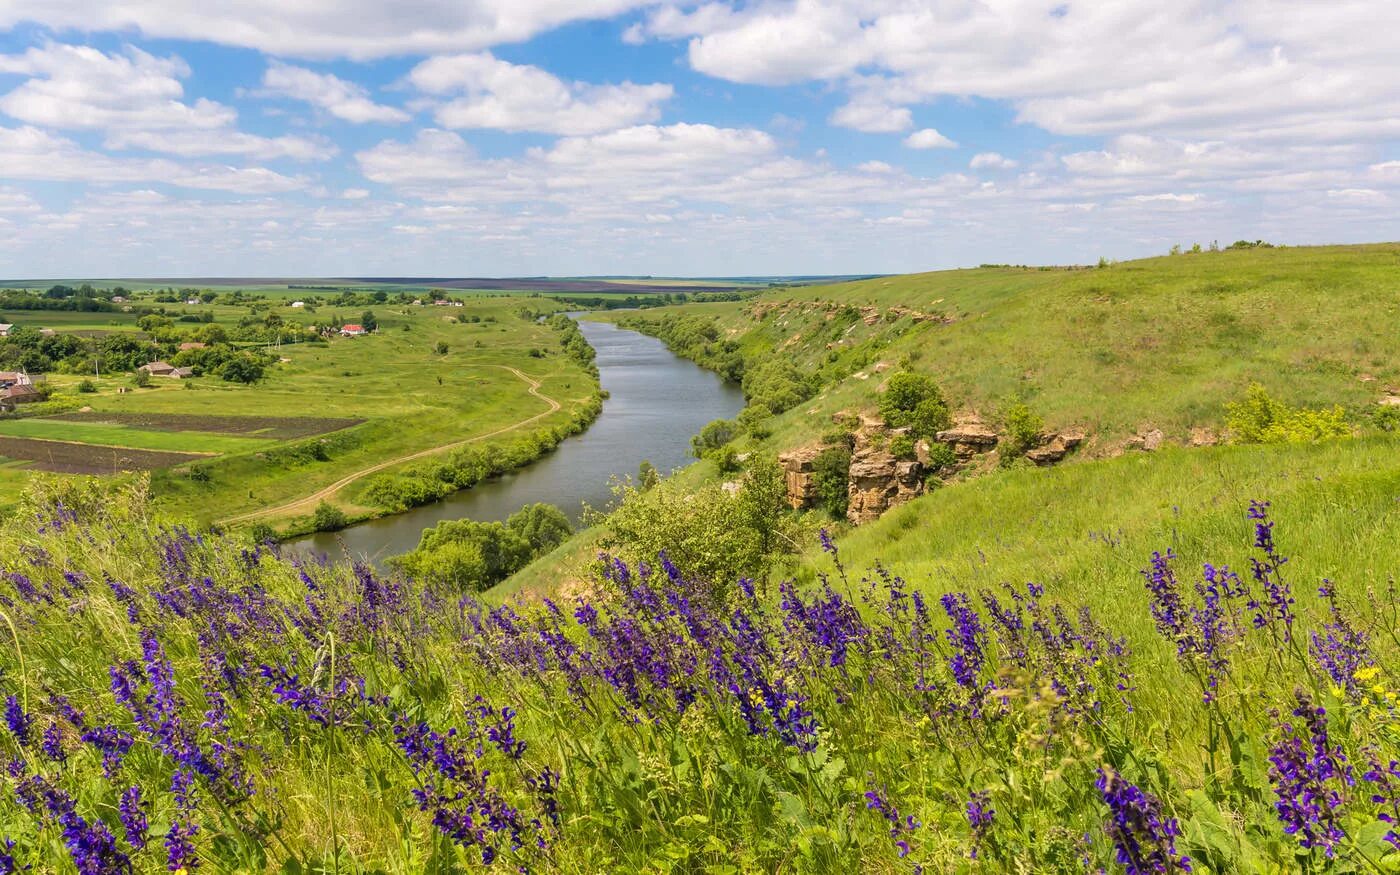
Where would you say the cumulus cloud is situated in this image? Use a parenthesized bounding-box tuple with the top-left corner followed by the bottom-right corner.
(0, 124, 309, 193)
(970, 152, 1017, 170)
(0, 43, 331, 160)
(829, 100, 911, 133)
(258, 62, 409, 124)
(904, 128, 956, 149)
(0, 0, 654, 59)
(407, 53, 672, 135)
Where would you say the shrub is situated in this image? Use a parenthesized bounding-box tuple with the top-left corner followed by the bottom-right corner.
(812, 444, 851, 519)
(924, 441, 958, 473)
(738, 403, 774, 439)
(888, 434, 916, 461)
(692, 418, 738, 459)
(312, 501, 347, 532)
(76, 379, 97, 393)
(878, 372, 949, 438)
(712, 445, 741, 473)
(1000, 401, 1044, 464)
(1226, 383, 1350, 444)
(434, 341, 449, 355)
(246, 522, 277, 543)
(1374, 404, 1400, 433)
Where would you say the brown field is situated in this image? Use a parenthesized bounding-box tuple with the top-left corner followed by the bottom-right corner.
(47, 412, 364, 440)
(0, 437, 206, 474)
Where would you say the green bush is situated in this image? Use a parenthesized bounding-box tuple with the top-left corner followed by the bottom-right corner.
(692, 418, 738, 459)
(878, 372, 949, 438)
(812, 445, 851, 519)
(312, 501, 347, 532)
(924, 441, 958, 473)
(888, 434, 916, 460)
(1000, 401, 1045, 464)
(597, 456, 793, 598)
(1374, 404, 1400, 432)
(76, 379, 97, 393)
(1226, 383, 1350, 444)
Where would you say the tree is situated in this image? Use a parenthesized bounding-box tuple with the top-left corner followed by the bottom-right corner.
(360, 310, 378, 333)
(312, 502, 347, 532)
(691, 418, 738, 459)
(434, 341, 449, 355)
(878, 372, 950, 438)
(506, 503, 572, 555)
(638, 460, 660, 490)
(218, 356, 264, 384)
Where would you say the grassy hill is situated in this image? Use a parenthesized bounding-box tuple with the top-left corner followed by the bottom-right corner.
(613, 243, 1400, 454)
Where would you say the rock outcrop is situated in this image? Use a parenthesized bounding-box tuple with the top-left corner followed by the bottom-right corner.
(1025, 430, 1085, 466)
(1126, 428, 1166, 452)
(935, 416, 999, 458)
(846, 426, 923, 525)
(777, 445, 824, 510)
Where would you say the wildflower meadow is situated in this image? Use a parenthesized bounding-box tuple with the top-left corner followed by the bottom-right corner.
(0, 477, 1397, 873)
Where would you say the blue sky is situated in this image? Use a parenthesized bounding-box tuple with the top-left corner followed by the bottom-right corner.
(0, 1, 1396, 278)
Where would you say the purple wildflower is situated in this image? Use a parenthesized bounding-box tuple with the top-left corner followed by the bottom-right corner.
(965, 790, 994, 859)
(117, 786, 148, 851)
(1096, 768, 1191, 874)
(2, 696, 31, 747)
(1267, 689, 1352, 857)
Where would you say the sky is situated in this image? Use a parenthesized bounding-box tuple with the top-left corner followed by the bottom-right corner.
(0, 1, 1397, 278)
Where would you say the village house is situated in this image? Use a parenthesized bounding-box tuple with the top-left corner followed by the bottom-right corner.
(0, 371, 32, 388)
(0, 324, 11, 337)
(140, 361, 194, 378)
(0, 383, 40, 409)
(178, 342, 207, 351)
(290, 300, 305, 308)
(340, 323, 367, 336)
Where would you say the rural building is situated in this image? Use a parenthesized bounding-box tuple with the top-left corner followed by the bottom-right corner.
(185, 298, 201, 305)
(140, 361, 192, 378)
(111, 296, 126, 303)
(0, 371, 32, 388)
(290, 300, 305, 308)
(38, 329, 54, 337)
(0, 383, 41, 408)
(0, 324, 11, 337)
(178, 342, 206, 351)
(340, 323, 367, 336)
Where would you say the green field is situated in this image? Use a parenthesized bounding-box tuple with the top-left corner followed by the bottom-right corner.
(0, 419, 275, 453)
(0, 293, 603, 530)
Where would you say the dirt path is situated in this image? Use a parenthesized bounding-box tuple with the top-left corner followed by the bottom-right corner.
(219, 366, 561, 526)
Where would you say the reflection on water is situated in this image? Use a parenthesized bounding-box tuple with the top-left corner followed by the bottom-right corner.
(288, 318, 745, 567)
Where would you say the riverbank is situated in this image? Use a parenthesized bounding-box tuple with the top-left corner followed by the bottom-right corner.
(287, 318, 744, 565)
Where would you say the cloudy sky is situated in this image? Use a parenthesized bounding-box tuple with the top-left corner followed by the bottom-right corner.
(0, 1, 1397, 278)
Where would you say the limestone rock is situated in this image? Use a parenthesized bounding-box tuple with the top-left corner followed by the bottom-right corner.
(1189, 427, 1218, 447)
(1126, 428, 1166, 451)
(846, 426, 924, 524)
(935, 417, 999, 457)
(777, 445, 824, 510)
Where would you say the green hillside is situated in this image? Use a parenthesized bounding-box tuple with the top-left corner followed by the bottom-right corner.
(614, 243, 1400, 454)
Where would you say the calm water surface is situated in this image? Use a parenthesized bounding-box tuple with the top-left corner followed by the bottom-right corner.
(289, 318, 744, 566)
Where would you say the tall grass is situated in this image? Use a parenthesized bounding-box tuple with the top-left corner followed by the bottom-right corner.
(0, 468, 1394, 872)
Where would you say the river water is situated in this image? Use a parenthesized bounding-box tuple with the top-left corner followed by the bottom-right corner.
(288, 318, 745, 566)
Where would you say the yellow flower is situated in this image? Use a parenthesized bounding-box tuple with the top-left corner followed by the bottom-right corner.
(1354, 666, 1380, 683)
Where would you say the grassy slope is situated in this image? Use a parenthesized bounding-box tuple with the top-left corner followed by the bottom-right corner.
(614, 243, 1400, 452)
(0, 419, 275, 454)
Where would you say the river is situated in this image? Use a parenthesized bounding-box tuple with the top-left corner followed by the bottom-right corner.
(288, 317, 745, 565)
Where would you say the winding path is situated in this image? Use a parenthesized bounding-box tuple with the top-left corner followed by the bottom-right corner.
(219, 366, 561, 526)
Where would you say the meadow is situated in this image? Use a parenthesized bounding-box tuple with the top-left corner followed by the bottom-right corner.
(0, 290, 605, 533)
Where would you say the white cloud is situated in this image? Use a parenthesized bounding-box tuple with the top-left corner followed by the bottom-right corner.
(858, 160, 895, 173)
(0, 0, 654, 59)
(970, 152, 1017, 170)
(408, 53, 672, 136)
(0, 125, 308, 193)
(341, 188, 370, 200)
(258, 62, 409, 124)
(829, 100, 911, 133)
(0, 43, 331, 160)
(904, 128, 956, 149)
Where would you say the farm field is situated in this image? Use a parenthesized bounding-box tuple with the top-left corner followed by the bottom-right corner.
(0, 291, 604, 531)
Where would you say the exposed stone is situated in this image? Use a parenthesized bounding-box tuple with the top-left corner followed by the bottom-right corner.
(935, 416, 1000, 458)
(1381, 395, 1400, 407)
(872, 361, 892, 373)
(846, 426, 924, 524)
(1023, 429, 1085, 466)
(1189, 427, 1218, 447)
(777, 445, 824, 510)
(721, 481, 742, 497)
(1126, 428, 1166, 451)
